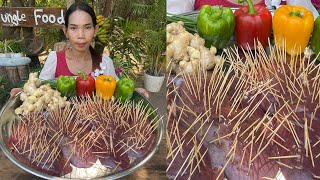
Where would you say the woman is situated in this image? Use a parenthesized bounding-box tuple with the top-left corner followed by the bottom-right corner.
(11, 2, 148, 97)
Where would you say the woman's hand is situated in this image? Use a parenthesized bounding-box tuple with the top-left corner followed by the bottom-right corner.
(135, 87, 149, 98)
(10, 88, 22, 98)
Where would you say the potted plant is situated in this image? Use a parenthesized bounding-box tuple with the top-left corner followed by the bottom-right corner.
(141, 0, 166, 92)
(0, 40, 11, 58)
(143, 29, 166, 92)
(7, 40, 26, 58)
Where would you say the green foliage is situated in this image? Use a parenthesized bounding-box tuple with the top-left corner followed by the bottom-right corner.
(7, 39, 26, 53)
(0, 40, 9, 53)
(0, 74, 13, 107)
(39, 28, 65, 50)
(106, 17, 145, 77)
(107, 0, 166, 77)
(144, 28, 166, 76)
(140, 0, 166, 76)
(35, 0, 66, 7)
(0, 41, 5, 53)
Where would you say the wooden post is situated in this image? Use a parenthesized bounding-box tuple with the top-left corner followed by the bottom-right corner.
(0, 67, 6, 76)
(5, 67, 20, 86)
(17, 65, 29, 82)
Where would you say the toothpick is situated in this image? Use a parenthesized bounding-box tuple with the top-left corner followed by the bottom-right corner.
(268, 155, 299, 160)
(308, 135, 315, 167)
(174, 146, 195, 180)
(216, 151, 233, 180)
(166, 141, 184, 172)
(188, 148, 209, 179)
(248, 134, 254, 174)
(261, 177, 274, 180)
(276, 161, 293, 169)
(313, 139, 320, 147)
(304, 117, 309, 157)
(272, 139, 290, 152)
(186, 116, 210, 145)
(210, 132, 233, 143)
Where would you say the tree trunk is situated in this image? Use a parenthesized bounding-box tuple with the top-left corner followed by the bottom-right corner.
(102, 0, 113, 17)
(10, 0, 23, 6)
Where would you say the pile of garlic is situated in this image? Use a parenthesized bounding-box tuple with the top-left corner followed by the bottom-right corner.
(15, 73, 70, 115)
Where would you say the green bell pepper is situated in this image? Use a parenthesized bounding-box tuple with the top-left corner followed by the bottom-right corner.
(114, 78, 135, 103)
(57, 76, 76, 98)
(311, 16, 320, 62)
(197, 5, 235, 50)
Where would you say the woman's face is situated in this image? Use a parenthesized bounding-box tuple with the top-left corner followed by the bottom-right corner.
(64, 10, 98, 52)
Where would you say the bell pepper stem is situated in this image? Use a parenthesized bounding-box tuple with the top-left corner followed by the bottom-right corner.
(289, 11, 304, 18)
(104, 77, 112, 82)
(77, 71, 87, 80)
(238, 0, 257, 14)
(212, 6, 224, 20)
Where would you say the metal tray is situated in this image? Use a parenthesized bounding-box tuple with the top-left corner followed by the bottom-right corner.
(0, 91, 164, 180)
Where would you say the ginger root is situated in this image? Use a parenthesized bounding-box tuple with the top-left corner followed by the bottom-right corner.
(15, 73, 70, 115)
(166, 21, 223, 73)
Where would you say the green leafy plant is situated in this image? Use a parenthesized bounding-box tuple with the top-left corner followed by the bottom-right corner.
(0, 40, 10, 53)
(0, 74, 13, 107)
(0, 41, 5, 53)
(106, 17, 145, 77)
(7, 40, 26, 53)
(144, 29, 166, 76)
(140, 0, 166, 76)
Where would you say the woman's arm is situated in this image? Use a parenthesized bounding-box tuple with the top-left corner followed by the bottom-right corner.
(39, 51, 58, 80)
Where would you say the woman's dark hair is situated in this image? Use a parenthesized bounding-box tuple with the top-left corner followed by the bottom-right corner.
(64, 2, 101, 69)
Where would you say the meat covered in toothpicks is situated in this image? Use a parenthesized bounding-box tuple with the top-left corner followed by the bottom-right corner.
(166, 41, 320, 179)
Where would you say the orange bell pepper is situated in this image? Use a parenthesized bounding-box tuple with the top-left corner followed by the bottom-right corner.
(273, 5, 314, 56)
(95, 75, 116, 100)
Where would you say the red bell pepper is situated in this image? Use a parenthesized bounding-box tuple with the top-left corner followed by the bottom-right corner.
(234, 0, 272, 50)
(76, 71, 95, 97)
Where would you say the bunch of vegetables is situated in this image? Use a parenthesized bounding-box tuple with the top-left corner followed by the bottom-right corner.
(167, 0, 320, 58)
(56, 73, 135, 102)
(15, 72, 136, 115)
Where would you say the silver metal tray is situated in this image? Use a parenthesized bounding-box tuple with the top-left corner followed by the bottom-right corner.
(0, 91, 164, 180)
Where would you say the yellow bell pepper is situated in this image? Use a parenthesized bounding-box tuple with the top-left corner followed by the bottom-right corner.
(95, 75, 116, 100)
(273, 5, 314, 56)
